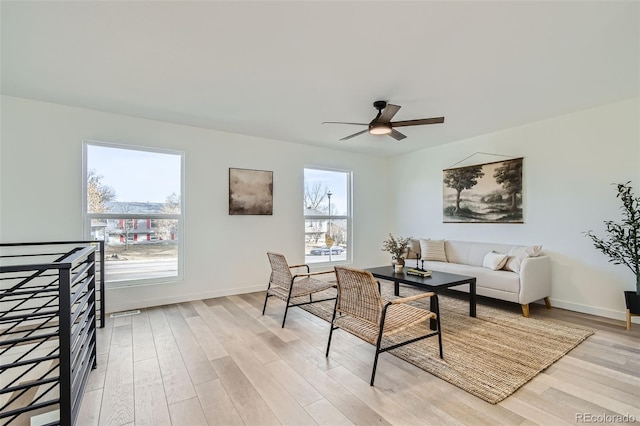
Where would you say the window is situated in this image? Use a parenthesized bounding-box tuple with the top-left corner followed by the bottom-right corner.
(304, 167, 351, 264)
(83, 141, 184, 287)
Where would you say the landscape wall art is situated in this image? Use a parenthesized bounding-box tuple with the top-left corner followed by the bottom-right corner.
(443, 157, 523, 223)
(229, 168, 273, 215)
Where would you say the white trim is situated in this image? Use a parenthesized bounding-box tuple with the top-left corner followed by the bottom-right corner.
(306, 260, 353, 269)
(30, 409, 60, 426)
(551, 297, 640, 324)
(303, 166, 353, 264)
(82, 140, 185, 288)
(304, 215, 349, 220)
(105, 284, 266, 313)
(83, 139, 184, 157)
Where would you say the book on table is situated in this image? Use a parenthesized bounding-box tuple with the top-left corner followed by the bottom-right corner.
(406, 268, 432, 277)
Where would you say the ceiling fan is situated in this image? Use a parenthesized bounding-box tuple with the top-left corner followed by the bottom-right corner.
(323, 100, 444, 141)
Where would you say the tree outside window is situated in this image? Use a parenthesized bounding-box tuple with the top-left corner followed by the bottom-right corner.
(84, 141, 184, 286)
(304, 168, 351, 264)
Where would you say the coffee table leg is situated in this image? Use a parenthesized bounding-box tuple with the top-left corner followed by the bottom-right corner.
(429, 294, 439, 330)
(470, 279, 476, 317)
(394, 280, 400, 296)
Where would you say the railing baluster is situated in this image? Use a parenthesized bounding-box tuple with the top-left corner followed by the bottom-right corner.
(58, 266, 71, 426)
(0, 242, 101, 426)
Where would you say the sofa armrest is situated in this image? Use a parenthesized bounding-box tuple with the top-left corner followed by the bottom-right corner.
(518, 255, 551, 305)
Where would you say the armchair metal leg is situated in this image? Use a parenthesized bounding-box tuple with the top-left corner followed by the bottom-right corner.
(326, 299, 339, 357)
(370, 307, 389, 386)
(282, 284, 296, 328)
(369, 342, 380, 386)
(433, 294, 443, 359)
(371, 335, 383, 386)
(281, 302, 290, 328)
(262, 287, 271, 315)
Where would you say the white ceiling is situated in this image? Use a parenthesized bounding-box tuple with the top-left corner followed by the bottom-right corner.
(2, 1, 638, 157)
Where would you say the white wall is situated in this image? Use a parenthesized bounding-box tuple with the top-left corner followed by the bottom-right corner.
(0, 96, 391, 312)
(388, 97, 640, 322)
(4, 95, 638, 322)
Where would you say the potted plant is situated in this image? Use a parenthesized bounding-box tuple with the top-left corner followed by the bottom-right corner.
(382, 234, 411, 271)
(585, 182, 640, 324)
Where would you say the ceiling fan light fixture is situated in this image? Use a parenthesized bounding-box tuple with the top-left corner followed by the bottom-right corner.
(324, 101, 444, 141)
(369, 123, 392, 135)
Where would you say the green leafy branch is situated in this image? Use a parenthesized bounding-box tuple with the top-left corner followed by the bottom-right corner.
(585, 182, 640, 295)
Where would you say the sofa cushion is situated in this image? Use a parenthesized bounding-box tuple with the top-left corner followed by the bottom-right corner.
(422, 261, 521, 295)
(503, 245, 543, 273)
(445, 240, 516, 267)
(420, 239, 448, 262)
(483, 251, 509, 270)
(407, 239, 421, 260)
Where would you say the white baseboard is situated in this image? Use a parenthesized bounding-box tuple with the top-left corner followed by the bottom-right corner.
(31, 410, 59, 426)
(550, 298, 640, 324)
(106, 284, 265, 314)
(105, 290, 640, 326)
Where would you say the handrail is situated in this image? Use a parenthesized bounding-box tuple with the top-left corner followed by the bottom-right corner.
(0, 241, 105, 328)
(0, 242, 101, 426)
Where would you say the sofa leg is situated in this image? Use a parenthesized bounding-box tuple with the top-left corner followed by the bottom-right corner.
(544, 297, 552, 309)
(521, 304, 530, 318)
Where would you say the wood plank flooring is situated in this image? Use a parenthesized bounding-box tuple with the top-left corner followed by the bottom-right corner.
(77, 286, 640, 426)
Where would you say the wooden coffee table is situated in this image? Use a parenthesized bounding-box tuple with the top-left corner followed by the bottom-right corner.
(365, 266, 477, 321)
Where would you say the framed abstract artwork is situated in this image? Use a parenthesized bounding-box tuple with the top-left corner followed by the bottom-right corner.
(229, 168, 273, 215)
(443, 157, 523, 223)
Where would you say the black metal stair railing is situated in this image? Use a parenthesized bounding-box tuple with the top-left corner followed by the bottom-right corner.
(0, 241, 104, 426)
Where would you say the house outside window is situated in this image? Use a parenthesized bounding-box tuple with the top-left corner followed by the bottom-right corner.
(304, 167, 351, 264)
(83, 141, 184, 287)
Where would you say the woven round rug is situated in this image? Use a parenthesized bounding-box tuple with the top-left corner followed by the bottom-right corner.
(297, 285, 593, 404)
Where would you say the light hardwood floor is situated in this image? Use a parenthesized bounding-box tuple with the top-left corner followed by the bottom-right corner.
(77, 285, 640, 426)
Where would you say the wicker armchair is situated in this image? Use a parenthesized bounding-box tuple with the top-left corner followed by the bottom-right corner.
(262, 252, 337, 327)
(326, 266, 443, 386)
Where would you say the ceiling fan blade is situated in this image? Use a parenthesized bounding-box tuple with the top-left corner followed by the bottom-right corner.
(391, 117, 445, 127)
(323, 121, 368, 126)
(378, 104, 401, 123)
(340, 129, 369, 141)
(389, 129, 407, 141)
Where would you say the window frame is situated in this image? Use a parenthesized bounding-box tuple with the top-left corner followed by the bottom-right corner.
(82, 140, 185, 288)
(303, 166, 353, 266)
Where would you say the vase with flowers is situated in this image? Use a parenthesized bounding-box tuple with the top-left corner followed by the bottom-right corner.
(382, 233, 411, 272)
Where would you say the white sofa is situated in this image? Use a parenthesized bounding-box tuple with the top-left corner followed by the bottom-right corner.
(407, 239, 552, 317)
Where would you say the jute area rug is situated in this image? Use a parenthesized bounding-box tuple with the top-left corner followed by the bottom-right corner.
(297, 284, 593, 404)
